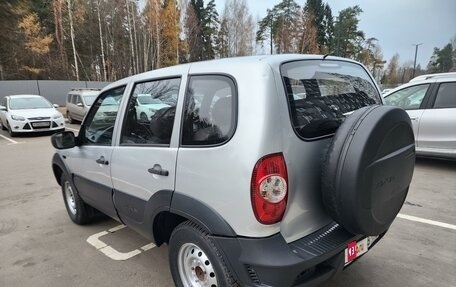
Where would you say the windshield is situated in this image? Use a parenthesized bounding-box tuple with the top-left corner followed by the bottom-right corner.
(281, 60, 381, 139)
(83, 95, 98, 106)
(9, 97, 52, 110)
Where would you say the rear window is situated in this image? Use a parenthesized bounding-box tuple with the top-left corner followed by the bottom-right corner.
(281, 60, 381, 139)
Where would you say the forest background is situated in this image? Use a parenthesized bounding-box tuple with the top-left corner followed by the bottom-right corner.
(0, 0, 455, 86)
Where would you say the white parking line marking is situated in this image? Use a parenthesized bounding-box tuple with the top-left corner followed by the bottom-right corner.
(0, 134, 19, 144)
(65, 127, 79, 132)
(86, 224, 156, 261)
(398, 213, 456, 231)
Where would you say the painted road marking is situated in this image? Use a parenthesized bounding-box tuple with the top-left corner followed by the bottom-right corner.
(65, 127, 79, 132)
(398, 213, 456, 231)
(0, 134, 23, 145)
(86, 224, 155, 261)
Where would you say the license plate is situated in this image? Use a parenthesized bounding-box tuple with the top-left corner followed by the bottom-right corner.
(344, 236, 379, 265)
(32, 121, 50, 128)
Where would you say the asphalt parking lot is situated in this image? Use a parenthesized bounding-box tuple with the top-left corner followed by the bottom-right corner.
(0, 124, 455, 287)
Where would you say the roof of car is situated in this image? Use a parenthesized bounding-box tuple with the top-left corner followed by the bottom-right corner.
(102, 54, 361, 92)
(384, 74, 456, 97)
(8, 94, 42, 98)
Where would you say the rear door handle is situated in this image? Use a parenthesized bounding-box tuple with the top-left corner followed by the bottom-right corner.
(409, 117, 419, 121)
(148, 164, 169, 176)
(96, 156, 109, 165)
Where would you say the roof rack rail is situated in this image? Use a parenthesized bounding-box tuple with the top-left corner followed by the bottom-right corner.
(409, 72, 456, 83)
(69, 87, 101, 91)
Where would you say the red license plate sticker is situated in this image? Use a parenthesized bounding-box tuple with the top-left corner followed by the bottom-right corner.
(347, 241, 357, 262)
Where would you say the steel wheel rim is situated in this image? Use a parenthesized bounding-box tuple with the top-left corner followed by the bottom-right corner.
(64, 181, 77, 215)
(177, 243, 217, 287)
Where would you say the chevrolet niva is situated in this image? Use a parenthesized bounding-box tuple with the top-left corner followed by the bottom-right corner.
(51, 54, 415, 287)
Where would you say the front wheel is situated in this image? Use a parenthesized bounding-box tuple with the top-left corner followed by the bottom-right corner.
(0, 120, 6, 130)
(61, 173, 94, 225)
(169, 221, 239, 287)
(7, 121, 17, 137)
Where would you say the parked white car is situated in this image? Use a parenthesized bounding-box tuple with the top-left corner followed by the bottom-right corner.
(384, 73, 456, 159)
(0, 95, 65, 137)
(135, 94, 171, 122)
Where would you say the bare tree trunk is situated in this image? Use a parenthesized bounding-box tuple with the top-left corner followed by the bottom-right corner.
(125, 0, 136, 74)
(96, 0, 107, 81)
(53, 0, 66, 73)
(130, 0, 140, 73)
(154, 0, 160, 68)
(66, 0, 79, 81)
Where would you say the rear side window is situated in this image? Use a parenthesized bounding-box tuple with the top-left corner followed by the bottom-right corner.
(281, 60, 380, 139)
(182, 75, 236, 146)
(433, 82, 456, 108)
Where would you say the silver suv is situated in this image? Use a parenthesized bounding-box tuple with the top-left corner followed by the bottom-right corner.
(66, 88, 100, 123)
(51, 55, 415, 287)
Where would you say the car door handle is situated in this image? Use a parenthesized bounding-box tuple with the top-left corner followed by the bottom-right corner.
(409, 117, 419, 121)
(96, 156, 109, 165)
(148, 164, 169, 176)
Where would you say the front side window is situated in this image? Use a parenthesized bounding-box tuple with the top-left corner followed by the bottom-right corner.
(120, 78, 181, 145)
(281, 60, 381, 139)
(82, 86, 125, 145)
(182, 75, 236, 146)
(384, 84, 429, 110)
(433, 82, 456, 109)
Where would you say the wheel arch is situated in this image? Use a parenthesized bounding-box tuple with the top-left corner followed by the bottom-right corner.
(151, 192, 236, 246)
(52, 153, 67, 186)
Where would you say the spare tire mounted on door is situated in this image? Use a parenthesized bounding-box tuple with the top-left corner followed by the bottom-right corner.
(322, 105, 415, 235)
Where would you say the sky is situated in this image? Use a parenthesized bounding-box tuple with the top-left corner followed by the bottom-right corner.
(213, 0, 456, 68)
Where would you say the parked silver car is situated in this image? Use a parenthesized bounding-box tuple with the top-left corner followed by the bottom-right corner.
(51, 55, 415, 287)
(66, 88, 100, 123)
(384, 73, 456, 159)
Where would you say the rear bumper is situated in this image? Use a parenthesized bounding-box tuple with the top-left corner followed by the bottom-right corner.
(213, 222, 385, 287)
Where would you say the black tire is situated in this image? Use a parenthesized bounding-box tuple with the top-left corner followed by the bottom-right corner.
(169, 221, 239, 287)
(67, 112, 75, 124)
(139, 112, 149, 122)
(60, 173, 94, 225)
(7, 121, 17, 137)
(322, 105, 415, 235)
(0, 120, 6, 130)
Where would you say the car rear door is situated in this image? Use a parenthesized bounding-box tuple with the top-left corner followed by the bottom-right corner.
(416, 81, 456, 152)
(110, 77, 183, 234)
(64, 86, 126, 220)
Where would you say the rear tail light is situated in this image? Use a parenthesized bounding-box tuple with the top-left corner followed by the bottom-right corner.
(251, 153, 288, 225)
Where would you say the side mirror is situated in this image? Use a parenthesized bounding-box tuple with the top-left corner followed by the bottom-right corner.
(53, 104, 60, 108)
(77, 103, 83, 107)
(0, 105, 6, 111)
(51, 131, 76, 149)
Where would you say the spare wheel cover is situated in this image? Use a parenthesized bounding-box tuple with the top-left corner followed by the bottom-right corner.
(322, 105, 415, 235)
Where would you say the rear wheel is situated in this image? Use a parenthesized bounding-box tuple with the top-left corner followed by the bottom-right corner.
(169, 221, 239, 287)
(61, 173, 94, 224)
